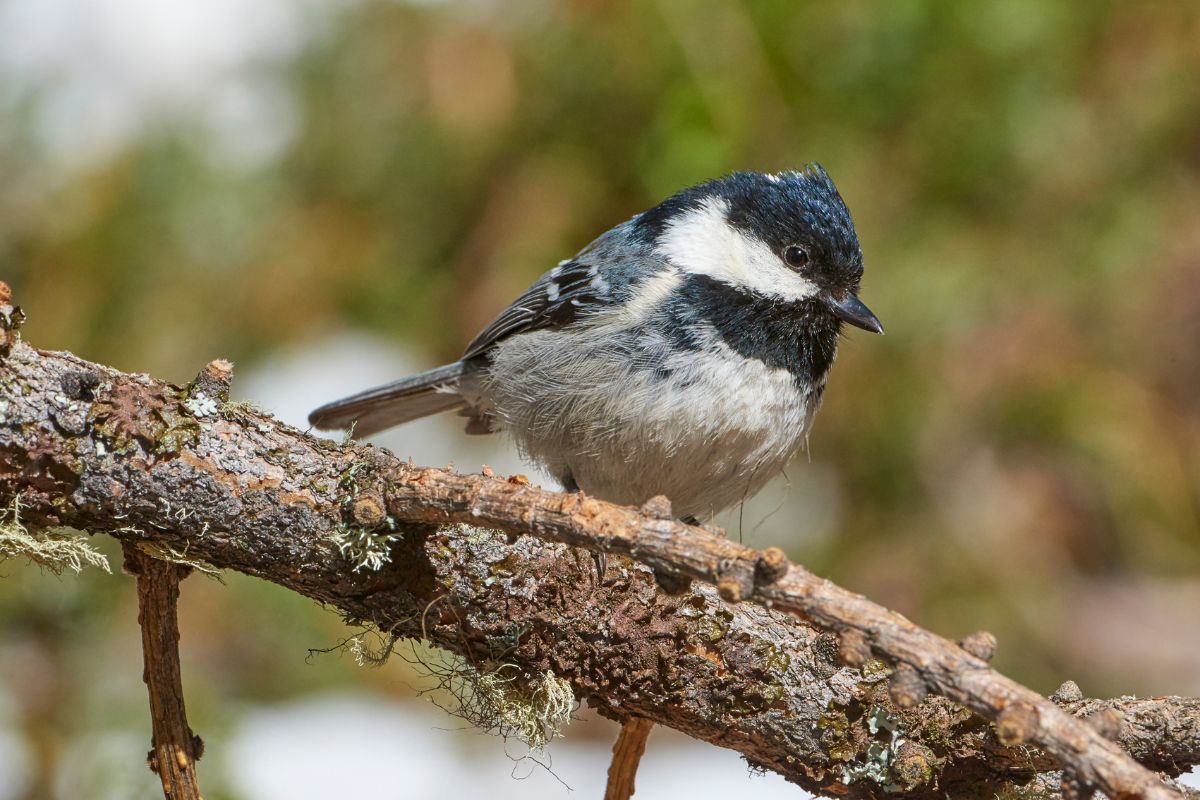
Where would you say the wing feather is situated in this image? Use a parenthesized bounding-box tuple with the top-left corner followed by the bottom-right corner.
(462, 259, 609, 360)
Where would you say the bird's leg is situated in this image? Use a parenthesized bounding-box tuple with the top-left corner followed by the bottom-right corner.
(683, 514, 725, 537)
(558, 471, 580, 494)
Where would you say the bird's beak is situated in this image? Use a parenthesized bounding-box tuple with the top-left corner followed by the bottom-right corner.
(825, 292, 884, 334)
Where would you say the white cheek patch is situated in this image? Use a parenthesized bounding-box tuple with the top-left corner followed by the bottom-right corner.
(657, 197, 820, 302)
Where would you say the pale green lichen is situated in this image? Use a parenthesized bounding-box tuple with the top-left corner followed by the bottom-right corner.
(331, 523, 399, 572)
(840, 707, 907, 789)
(860, 658, 893, 683)
(219, 399, 264, 420)
(330, 458, 400, 571)
(183, 393, 219, 418)
(0, 497, 110, 575)
(454, 661, 575, 751)
(135, 540, 223, 579)
(221, 399, 275, 433)
(410, 645, 575, 752)
(347, 628, 400, 667)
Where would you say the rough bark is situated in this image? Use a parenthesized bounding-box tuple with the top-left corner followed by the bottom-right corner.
(1, 308, 1197, 798)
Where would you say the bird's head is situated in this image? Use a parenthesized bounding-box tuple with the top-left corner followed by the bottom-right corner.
(639, 166, 883, 334)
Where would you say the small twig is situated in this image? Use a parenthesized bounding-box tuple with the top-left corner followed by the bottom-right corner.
(605, 717, 654, 800)
(123, 544, 204, 800)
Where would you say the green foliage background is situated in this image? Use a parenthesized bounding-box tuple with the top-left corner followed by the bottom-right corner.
(2, 2, 1199, 797)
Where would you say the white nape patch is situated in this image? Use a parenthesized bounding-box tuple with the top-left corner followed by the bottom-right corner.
(658, 197, 820, 302)
(546, 281, 560, 301)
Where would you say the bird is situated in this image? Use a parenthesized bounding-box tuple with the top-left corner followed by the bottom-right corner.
(309, 165, 882, 523)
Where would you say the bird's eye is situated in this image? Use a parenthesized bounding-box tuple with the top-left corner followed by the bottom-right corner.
(783, 245, 809, 270)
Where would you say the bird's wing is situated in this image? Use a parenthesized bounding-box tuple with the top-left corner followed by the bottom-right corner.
(462, 259, 608, 359)
(462, 225, 639, 360)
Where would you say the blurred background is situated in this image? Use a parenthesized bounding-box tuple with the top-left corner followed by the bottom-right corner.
(2, 1, 1199, 797)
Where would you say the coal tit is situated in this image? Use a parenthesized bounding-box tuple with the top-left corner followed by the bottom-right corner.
(310, 166, 882, 521)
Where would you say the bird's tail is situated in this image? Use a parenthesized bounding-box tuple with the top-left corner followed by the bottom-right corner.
(308, 361, 467, 437)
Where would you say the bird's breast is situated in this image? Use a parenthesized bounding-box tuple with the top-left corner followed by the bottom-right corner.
(475, 328, 825, 518)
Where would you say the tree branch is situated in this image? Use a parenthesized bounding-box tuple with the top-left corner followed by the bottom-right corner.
(1, 300, 1197, 798)
(123, 543, 204, 800)
(605, 717, 654, 800)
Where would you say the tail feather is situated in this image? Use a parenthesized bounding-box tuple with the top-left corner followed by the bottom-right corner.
(308, 361, 467, 437)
